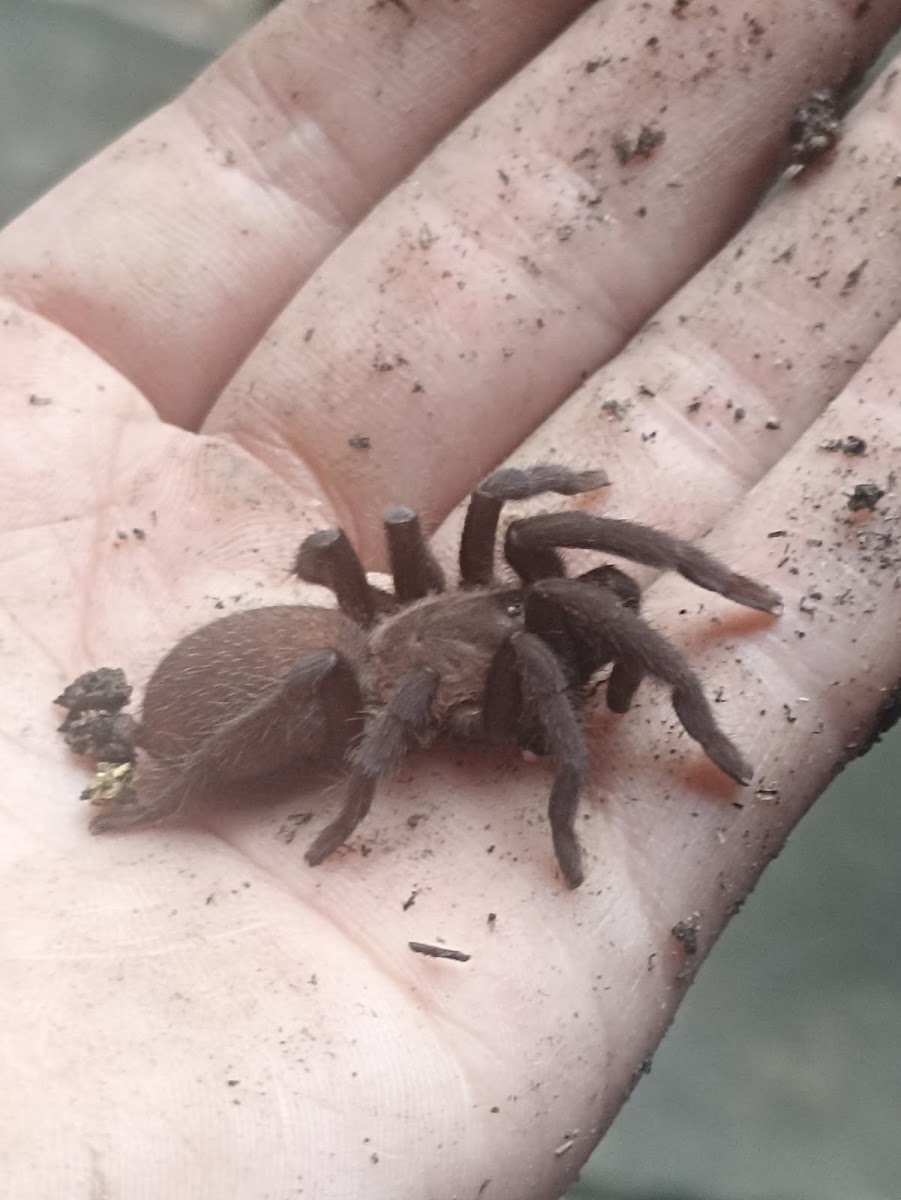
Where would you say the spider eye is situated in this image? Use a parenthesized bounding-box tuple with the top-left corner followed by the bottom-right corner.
(505, 600, 523, 618)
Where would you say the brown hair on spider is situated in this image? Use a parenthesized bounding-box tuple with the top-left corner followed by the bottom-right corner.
(58, 463, 781, 888)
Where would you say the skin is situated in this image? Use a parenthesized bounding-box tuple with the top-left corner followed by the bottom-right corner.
(0, 2, 899, 1196)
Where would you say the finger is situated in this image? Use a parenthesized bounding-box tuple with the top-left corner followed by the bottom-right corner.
(0, 0, 590, 428)
(434, 51, 901, 568)
(209, 1, 900, 554)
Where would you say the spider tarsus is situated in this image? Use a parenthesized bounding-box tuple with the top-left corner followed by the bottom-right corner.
(556, 468, 610, 496)
(304, 831, 341, 867)
(304, 779, 376, 866)
(293, 527, 376, 627)
(478, 464, 610, 501)
(669, 682, 753, 787)
(553, 833, 585, 889)
(606, 658, 644, 712)
(701, 734, 753, 787)
(292, 527, 342, 572)
(723, 574, 783, 615)
(383, 505, 414, 524)
(384, 505, 446, 599)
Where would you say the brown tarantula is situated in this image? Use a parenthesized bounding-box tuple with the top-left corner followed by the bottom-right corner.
(59, 464, 780, 888)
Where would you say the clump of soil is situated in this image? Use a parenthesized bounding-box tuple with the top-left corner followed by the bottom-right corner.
(55, 667, 139, 810)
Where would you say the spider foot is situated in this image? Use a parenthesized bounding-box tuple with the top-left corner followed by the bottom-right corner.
(671, 685, 753, 786)
(553, 828, 585, 889)
(478, 463, 609, 501)
(305, 775, 377, 867)
(702, 735, 753, 787)
(720, 572, 783, 616)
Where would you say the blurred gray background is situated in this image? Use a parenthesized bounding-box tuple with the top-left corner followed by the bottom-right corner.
(1, 4, 897, 1198)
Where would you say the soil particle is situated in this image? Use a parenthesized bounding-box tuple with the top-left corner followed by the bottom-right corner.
(671, 913, 701, 955)
(55, 667, 137, 764)
(276, 812, 313, 844)
(612, 125, 666, 165)
(819, 435, 867, 455)
(59, 709, 137, 763)
(840, 259, 868, 296)
(554, 1133, 578, 1157)
(600, 397, 630, 420)
(789, 88, 841, 165)
(408, 941, 470, 962)
(846, 482, 884, 512)
(55, 667, 132, 714)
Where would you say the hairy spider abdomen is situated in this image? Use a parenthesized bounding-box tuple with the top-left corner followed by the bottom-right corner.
(139, 605, 367, 768)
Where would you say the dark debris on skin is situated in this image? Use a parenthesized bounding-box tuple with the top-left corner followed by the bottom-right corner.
(55, 667, 137, 765)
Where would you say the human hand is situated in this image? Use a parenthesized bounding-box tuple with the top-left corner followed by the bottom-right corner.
(1, 3, 899, 1197)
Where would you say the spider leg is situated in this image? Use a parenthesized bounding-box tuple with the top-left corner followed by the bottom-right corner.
(577, 564, 645, 711)
(577, 563, 641, 610)
(383, 505, 446, 601)
(506, 512, 783, 614)
(606, 658, 645, 714)
(90, 650, 363, 834)
(292, 528, 381, 627)
(459, 463, 609, 587)
(305, 666, 439, 866)
(483, 632, 588, 889)
(526, 579, 754, 785)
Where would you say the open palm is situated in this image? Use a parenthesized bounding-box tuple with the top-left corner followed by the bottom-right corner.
(2, 3, 899, 1197)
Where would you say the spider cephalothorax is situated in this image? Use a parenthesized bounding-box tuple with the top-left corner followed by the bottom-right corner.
(61, 464, 780, 888)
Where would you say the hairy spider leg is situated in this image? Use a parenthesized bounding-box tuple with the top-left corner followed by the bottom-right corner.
(576, 564, 645, 711)
(305, 666, 439, 866)
(506, 512, 783, 614)
(483, 632, 588, 889)
(293, 528, 379, 627)
(459, 463, 610, 587)
(383, 506, 446, 601)
(527, 580, 754, 786)
(89, 649, 363, 834)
